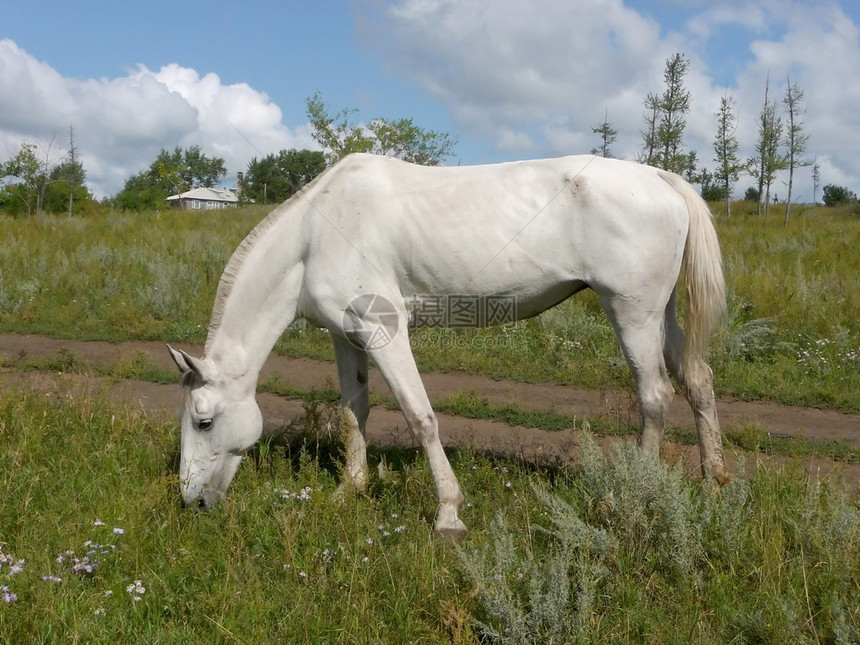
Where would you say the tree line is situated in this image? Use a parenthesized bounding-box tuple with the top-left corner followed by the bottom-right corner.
(593, 52, 857, 219)
(0, 94, 456, 215)
(1, 78, 856, 216)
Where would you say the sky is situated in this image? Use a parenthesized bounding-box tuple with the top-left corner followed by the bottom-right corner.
(1, 0, 859, 201)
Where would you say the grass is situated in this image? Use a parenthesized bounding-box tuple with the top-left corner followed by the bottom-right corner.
(1, 390, 858, 643)
(0, 207, 269, 342)
(0, 391, 466, 643)
(2, 203, 859, 642)
(1, 205, 859, 411)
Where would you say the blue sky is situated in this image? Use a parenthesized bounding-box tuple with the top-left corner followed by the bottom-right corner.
(2, 0, 859, 200)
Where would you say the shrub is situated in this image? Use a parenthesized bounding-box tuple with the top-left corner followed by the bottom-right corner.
(822, 184, 857, 207)
(456, 491, 609, 643)
(457, 434, 860, 643)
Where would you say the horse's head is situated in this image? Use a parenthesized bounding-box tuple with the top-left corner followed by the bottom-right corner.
(168, 346, 262, 508)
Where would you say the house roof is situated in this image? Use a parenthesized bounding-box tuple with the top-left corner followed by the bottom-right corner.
(166, 187, 238, 203)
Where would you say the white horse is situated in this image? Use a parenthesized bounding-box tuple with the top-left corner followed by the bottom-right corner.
(169, 153, 727, 538)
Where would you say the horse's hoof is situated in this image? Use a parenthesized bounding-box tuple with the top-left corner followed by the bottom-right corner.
(713, 470, 731, 486)
(433, 521, 468, 542)
(334, 479, 367, 500)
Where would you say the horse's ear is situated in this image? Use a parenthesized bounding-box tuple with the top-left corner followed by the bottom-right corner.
(167, 345, 191, 374)
(167, 345, 213, 381)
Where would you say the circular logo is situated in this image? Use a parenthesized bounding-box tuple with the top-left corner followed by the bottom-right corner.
(342, 294, 400, 350)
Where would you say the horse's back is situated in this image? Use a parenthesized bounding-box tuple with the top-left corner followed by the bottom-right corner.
(300, 154, 691, 315)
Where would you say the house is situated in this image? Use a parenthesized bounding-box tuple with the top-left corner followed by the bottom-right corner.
(165, 186, 239, 210)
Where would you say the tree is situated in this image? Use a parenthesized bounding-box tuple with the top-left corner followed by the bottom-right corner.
(712, 94, 744, 216)
(366, 117, 456, 166)
(112, 171, 168, 211)
(782, 77, 810, 224)
(45, 159, 89, 214)
(306, 92, 456, 166)
(243, 149, 326, 204)
(1, 132, 95, 216)
(0, 138, 67, 215)
(590, 110, 618, 158)
(812, 161, 821, 205)
(744, 186, 760, 202)
(748, 75, 785, 216)
(656, 53, 693, 174)
(1, 142, 43, 215)
(112, 146, 227, 210)
(822, 184, 857, 207)
(153, 146, 226, 193)
(697, 167, 727, 202)
(48, 126, 88, 216)
(638, 53, 693, 174)
(637, 92, 661, 166)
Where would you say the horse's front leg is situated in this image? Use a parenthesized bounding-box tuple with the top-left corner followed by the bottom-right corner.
(369, 331, 467, 539)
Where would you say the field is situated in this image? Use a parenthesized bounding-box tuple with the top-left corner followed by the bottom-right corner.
(0, 202, 859, 410)
(1, 203, 859, 642)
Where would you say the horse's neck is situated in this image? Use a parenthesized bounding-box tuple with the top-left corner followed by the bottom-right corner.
(205, 212, 305, 383)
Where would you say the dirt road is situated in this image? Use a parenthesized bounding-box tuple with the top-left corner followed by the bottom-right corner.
(2, 333, 858, 481)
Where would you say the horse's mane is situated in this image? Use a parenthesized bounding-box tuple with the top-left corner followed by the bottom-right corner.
(204, 165, 335, 352)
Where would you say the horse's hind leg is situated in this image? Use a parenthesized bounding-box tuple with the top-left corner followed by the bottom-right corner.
(368, 330, 467, 539)
(332, 334, 371, 492)
(601, 295, 674, 459)
(662, 294, 729, 484)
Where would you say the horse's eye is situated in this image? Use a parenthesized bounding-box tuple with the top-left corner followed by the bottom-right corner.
(197, 418, 213, 431)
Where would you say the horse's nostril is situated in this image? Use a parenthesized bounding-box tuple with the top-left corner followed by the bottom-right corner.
(197, 498, 207, 510)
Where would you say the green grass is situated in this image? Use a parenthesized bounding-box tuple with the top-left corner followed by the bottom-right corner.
(0, 205, 859, 411)
(0, 391, 468, 643)
(2, 391, 859, 643)
(2, 203, 859, 642)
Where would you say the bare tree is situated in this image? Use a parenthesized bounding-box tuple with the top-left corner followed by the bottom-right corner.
(782, 77, 810, 224)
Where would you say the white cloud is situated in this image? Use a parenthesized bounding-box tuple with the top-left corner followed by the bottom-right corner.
(360, 0, 671, 158)
(360, 0, 860, 198)
(0, 39, 315, 198)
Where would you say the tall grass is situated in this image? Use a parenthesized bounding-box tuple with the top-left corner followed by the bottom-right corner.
(0, 205, 858, 409)
(0, 208, 268, 341)
(2, 392, 858, 643)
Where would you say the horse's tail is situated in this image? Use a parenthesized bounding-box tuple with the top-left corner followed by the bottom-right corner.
(659, 171, 726, 379)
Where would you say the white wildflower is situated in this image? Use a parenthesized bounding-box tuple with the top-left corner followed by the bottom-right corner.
(126, 579, 146, 601)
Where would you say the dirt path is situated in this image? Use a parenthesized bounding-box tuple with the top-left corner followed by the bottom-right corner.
(2, 333, 859, 482)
